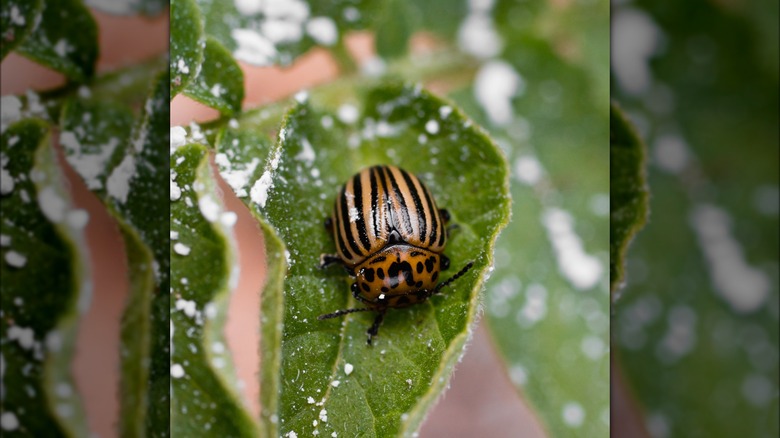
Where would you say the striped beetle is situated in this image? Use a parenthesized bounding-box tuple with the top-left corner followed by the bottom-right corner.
(318, 165, 473, 345)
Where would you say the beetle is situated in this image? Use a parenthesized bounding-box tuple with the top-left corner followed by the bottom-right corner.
(318, 164, 474, 345)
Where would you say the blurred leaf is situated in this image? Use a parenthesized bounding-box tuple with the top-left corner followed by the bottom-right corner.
(16, 0, 97, 82)
(170, 0, 204, 98)
(208, 82, 510, 437)
(170, 143, 260, 436)
(182, 36, 244, 114)
(612, 0, 779, 436)
(609, 102, 648, 295)
(0, 0, 42, 59)
(57, 72, 172, 436)
(0, 119, 90, 436)
(450, 0, 611, 434)
(116, 72, 172, 436)
(375, 0, 414, 59)
(84, 0, 168, 16)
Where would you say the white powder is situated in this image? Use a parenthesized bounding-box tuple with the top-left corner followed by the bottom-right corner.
(5, 251, 27, 268)
(173, 243, 191, 256)
(250, 170, 274, 208)
(232, 29, 277, 66)
(106, 155, 136, 204)
(38, 187, 68, 223)
(474, 60, 523, 126)
(306, 17, 338, 46)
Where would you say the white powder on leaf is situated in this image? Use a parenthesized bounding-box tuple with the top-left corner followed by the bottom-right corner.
(5, 251, 27, 268)
(474, 60, 523, 126)
(106, 155, 136, 204)
(306, 17, 338, 46)
(38, 187, 68, 223)
(250, 170, 273, 208)
(232, 29, 278, 66)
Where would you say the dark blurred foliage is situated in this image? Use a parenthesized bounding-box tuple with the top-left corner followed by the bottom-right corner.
(611, 0, 778, 437)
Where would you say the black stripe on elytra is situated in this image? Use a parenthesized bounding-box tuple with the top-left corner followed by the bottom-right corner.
(339, 185, 361, 258)
(369, 166, 380, 242)
(352, 173, 371, 251)
(422, 183, 438, 246)
(334, 188, 352, 259)
(400, 168, 426, 244)
(383, 166, 413, 236)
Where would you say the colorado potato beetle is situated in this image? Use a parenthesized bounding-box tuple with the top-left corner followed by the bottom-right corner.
(318, 164, 473, 345)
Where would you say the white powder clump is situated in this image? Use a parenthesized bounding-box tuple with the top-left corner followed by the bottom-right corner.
(106, 155, 136, 204)
(1, 95, 22, 131)
(173, 243, 191, 256)
(250, 171, 274, 208)
(232, 29, 278, 66)
(425, 120, 440, 135)
(38, 187, 68, 223)
(66, 209, 89, 229)
(1, 412, 19, 431)
(306, 17, 338, 46)
(5, 251, 26, 268)
(337, 104, 359, 124)
(198, 195, 221, 222)
(474, 60, 523, 126)
(170, 126, 187, 151)
(7, 326, 35, 350)
(170, 364, 185, 378)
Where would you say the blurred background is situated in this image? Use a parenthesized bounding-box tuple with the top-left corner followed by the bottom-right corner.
(611, 0, 779, 436)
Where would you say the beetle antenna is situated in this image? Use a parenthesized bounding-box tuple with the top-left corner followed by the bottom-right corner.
(433, 261, 474, 294)
(318, 308, 373, 320)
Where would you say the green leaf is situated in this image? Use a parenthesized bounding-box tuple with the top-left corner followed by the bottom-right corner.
(212, 82, 511, 437)
(115, 72, 172, 436)
(449, 2, 611, 433)
(15, 0, 97, 82)
(170, 0, 204, 98)
(0, 119, 90, 436)
(0, 0, 43, 60)
(609, 103, 648, 295)
(375, 0, 415, 59)
(170, 142, 260, 436)
(183, 36, 245, 114)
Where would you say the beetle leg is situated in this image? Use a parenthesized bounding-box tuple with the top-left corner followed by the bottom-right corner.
(433, 261, 474, 294)
(318, 254, 342, 269)
(351, 282, 374, 305)
(318, 307, 372, 320)
(367, 309, 387, 346)
(438, 208, 451, 223)
(324, 217, 334, 232)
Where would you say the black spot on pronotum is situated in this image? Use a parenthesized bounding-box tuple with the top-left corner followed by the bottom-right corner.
(361, 283, 370, 292)
(415, 281, 423, 288)
(432, 271, 439, 282)
(377, 268, 385, 279)
(381, 286, 389, 292)
(388, 261, 415, 288)
(416, 262, 424, 274)
(425, 257, 435, 273)
(363, 268, 375, 282)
